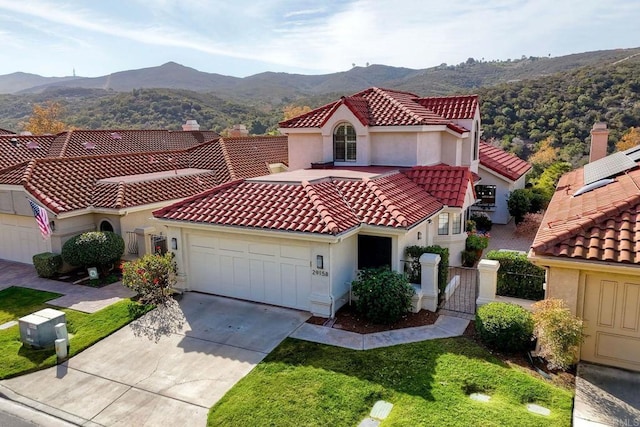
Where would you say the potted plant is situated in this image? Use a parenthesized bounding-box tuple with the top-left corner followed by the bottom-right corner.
(465, 231, 490, 257)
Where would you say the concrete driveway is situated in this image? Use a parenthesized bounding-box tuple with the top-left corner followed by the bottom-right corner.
(1, 293, 310, 426)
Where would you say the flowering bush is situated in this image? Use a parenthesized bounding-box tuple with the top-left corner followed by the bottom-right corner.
(122, 253, 177, 305)
(465, 231, 490, 251)
(532, 299, 584, 371)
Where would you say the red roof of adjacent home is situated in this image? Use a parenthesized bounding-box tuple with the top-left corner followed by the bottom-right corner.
(0, 135, 57, 170)
(415, 95, 479, 120)
(219, 136, 288, 179)
(403, 165, 474, 207)
(479, 141, 531, 181)
(9, 135, 288, 214)
(48, 129, 220, 158)
(153, 172, 443, 235)
(0, 128, 15, 134)
(531, 165, 640, 264)
(279, 87, 467, 134)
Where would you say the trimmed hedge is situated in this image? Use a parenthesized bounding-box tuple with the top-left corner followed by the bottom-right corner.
(351, 268, 414, 324)
(476, 302, 534, 353)
(405, 245, 449, 296)
(62, 231, 125, 270)
(486, 250, 545, 301)
(32, 252, 62, 278)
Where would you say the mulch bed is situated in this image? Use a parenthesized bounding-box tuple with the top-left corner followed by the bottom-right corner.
(307, 303, 439, 334)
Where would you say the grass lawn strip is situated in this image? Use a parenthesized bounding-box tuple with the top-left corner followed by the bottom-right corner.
(209, 337, 573, 427)
(0, 286, 150, 379)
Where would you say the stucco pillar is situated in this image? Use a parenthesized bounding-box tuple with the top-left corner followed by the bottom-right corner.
(134, 226, 156, 256)
(476, 259, 500, 306)
(420, 253, 440, 312)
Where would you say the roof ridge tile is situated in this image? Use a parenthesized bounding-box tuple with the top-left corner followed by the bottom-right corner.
(301, 181, 340, 234)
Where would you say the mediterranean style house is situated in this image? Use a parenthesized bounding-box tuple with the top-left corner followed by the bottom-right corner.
(153, 88, 529, 317)
(529, 123, 640, 372)
(0, 128, 288, 264)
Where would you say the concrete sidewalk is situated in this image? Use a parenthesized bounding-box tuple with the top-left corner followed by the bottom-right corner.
(0, 259, 135, 313)
(291, 315, 469, 350)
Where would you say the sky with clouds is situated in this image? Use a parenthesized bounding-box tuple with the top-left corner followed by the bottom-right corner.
(0, 0, 638, 78)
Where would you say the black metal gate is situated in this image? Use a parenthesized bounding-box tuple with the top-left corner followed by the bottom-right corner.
(439, 266, 478, 318)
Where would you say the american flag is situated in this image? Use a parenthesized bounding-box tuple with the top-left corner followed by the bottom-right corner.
(28, 199, 52, 239)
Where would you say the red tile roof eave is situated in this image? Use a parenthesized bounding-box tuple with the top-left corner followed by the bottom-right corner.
(479, 162, 532, 182)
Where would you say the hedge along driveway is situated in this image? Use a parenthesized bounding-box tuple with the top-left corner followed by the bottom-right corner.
(486, 250, 545, 300)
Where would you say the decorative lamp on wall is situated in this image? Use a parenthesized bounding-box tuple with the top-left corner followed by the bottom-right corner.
(316, 255, 324, 269)
(171, 237, 178, 250)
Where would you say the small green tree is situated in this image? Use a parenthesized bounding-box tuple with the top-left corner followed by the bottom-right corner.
(532, 299, 584, 371)
(62, 231, 124, 275)
(507, 189, 531, 224)
(122, 253, 177, 305)
(351, 268, 414, 324)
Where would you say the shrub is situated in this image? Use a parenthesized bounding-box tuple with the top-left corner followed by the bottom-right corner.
(527, 189, 548, 213)
(465, 219, 477, 233)
(461, 250, 480, 267)
(122, 252, 177, 305)
(476, 302, 534, 353)
(405, 245, 449, 296)
(532, 299, 584, 371)
(465, 232, 490, 251)
(62, 231, 125, 274)
(32, 252, 62, 278)
(470, 212, 493, 232)
(351, 268, 414, 324)
(486, 250, 545, 300)
(507, 189, 531, 225)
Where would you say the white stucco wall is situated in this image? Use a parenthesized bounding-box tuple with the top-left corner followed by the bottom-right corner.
(320, 105, 371, 167)
(416, 132, 442, 166)
(330, 234, 357, 311)
(441, 133, 462, 166)
(287, 133, 324, 170)
(473, 167, 528, 225)
(370, 132, 418, 166)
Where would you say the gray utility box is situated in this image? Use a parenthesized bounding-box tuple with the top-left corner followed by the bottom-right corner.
(19, 308, 66, 348)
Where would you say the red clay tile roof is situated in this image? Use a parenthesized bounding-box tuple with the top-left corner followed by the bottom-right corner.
(7, 135, 287, 214)
(531, 166, 640, 264)
(279, 87, 466, 133)
(479, 141, 531, 181)
(154, 172, 443, 235)
(403, 166, 474, 207)
(415, 95, 478, 120)
(48, 129, 219, 158)
(0, 128, 15, 134)
(0, 135, 57, 170)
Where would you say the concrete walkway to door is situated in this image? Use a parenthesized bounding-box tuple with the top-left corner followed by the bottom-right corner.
(1, 293, 310, 426)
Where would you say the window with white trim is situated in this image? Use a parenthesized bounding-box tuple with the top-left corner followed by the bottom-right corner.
(438, 213, 449, 235)
(452, 212, 462, 234)
(334, 123, 356, 162)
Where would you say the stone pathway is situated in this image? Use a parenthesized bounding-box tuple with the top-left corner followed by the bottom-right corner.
(0, 259, 135, 313)
(291, 315, 469, 350)
(486, 221, 533, 253)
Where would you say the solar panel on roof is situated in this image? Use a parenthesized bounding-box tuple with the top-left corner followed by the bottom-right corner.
(583, 152, 637, 185)
(623, 144, 640, 162)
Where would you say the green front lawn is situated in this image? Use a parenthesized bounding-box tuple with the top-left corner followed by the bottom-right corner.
(0, 286, 150, 379)
(209, 338, 573, 427)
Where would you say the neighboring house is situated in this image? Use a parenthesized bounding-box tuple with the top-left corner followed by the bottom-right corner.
(151, 88, 522, 317)
(0, 135, 288, 264)
(473, 141, 532, 224)
(529, 123, 640, 372)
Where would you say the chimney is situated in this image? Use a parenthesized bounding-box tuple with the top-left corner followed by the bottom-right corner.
(589, 122, 609, 162)
(182, 119, 200, 131)
(229, 124, 248, 137)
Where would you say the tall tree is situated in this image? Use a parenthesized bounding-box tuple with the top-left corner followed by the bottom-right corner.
(23, 101, 69, 134)
(283, 105, 312, 121)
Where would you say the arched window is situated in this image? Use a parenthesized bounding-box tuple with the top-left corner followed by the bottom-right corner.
(334, 123, 356, 162)
(99, 220, 114, 232)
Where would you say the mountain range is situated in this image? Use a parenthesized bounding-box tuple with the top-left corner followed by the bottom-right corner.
(2, 47, 639, 104)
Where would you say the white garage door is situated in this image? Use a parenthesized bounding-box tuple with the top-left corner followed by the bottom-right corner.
(187, 234, 312, 311)
(0, 214, 50, 264)
(582, 273, 640, 371)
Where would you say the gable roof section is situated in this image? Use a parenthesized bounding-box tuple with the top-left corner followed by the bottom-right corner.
(279, 87, 466, 133)
(219, 136, 288, 179)
(531, 165, 640, 264)
(7, 135, 287, 214)
(154, 172, 443, 235)
(479, 141, 532, 181)
(403, 165, 473, 207)
(0, 135, 57, 170)
(415, 95, 478, 120)
(47, 129, 219, 158)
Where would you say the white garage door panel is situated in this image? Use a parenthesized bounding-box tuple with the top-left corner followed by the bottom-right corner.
(0, 216, 49, 264)
(582, 274, 640, 371)
(188, 234, 311, 311)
